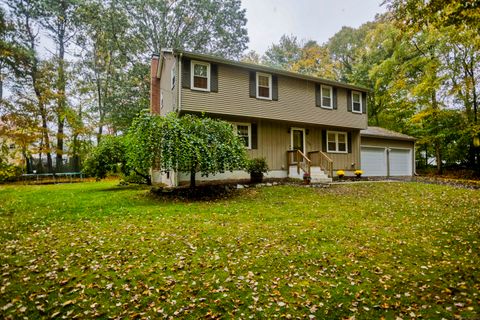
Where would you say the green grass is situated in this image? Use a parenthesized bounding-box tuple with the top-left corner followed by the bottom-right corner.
(0, 181, 479, 319)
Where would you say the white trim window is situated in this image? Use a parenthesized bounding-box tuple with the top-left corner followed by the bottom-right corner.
(233, 123, 252, 149)
(191, 60, 210, 91)
(352, 91, 362, 113)
(321, 85, 333, 109)
(327, 131, 348, 153)
(256, 72, 272, 100)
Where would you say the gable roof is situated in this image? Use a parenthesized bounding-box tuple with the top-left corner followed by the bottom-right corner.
(165, 49, 371, 93)
(360, 126, 416, 141)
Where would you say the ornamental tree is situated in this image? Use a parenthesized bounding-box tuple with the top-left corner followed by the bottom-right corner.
(126, 112, 248, 188)
(158, 113, 247, 188)
(126, 111, 163, 185)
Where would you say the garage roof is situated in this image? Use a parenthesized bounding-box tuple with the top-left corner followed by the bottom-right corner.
(360, 127, 416, 141)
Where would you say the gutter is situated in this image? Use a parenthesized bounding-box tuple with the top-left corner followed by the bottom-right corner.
(178, 52, 182, 113)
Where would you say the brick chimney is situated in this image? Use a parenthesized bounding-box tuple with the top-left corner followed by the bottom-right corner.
(150, 54, 160, 115)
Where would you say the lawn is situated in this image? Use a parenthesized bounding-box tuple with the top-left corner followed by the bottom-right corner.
(0, 181, 479, 319)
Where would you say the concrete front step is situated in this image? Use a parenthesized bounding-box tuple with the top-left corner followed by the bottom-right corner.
(288, 165, 332, 183)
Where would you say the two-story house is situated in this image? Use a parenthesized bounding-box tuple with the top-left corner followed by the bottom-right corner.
(150, 49, 415, 186)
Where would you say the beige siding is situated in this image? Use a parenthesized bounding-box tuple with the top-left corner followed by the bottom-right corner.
(181, 63, 368, 129)
(194, 115, 360, 171)
(328, 130, 361, 171)
(159, 53, 177, 116)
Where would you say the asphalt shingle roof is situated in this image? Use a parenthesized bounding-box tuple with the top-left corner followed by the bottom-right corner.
(360, 126, 416, 141)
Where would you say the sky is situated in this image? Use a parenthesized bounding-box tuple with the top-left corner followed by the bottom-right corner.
(241, 0, 386, 54)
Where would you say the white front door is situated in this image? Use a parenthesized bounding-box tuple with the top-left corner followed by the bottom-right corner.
(291, 128, 306, 154)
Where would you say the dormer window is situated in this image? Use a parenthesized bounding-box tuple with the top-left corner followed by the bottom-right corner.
(321, 85, 333, 109)
(191, 60, 210, 91)
(256, 72, 272, 100)
(352, 91, 362, 113)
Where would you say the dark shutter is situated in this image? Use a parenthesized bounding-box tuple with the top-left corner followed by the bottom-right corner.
(210, 64, 218, 92)
(182, 58, 191, 88)
(347, 132, 352, 153)
(321, 129, 327, 152)
(362, 92, 367, 114)
(315, 84, 321, 107)
(333, 87, 338, 110)
(251, 123, 258, 149)
(272, 75, 278, 101)
(347, 89, 352, 112)
(249, 71, 256, 98)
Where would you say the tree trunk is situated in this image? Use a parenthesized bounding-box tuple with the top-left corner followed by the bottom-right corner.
(471, 67, 479, 172)
(0, 74, 3, 101)
(133, 169, 151, 185)
(190, 169, 196, 188)
(56, 35, 66, 172)
(431, 91, 442, 174)
(94, 46, 104, 145)
(55, 1, 68, 173)
(32, 60, 53, 173)
(96, 76, 104, 144)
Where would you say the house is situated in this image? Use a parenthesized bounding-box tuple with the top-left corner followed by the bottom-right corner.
(150, 49, 415, 186)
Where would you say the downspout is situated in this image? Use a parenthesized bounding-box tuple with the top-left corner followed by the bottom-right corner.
(178, 53, 182, 113)
(413, 141, 419, 176)
(173, 52, 183, 187)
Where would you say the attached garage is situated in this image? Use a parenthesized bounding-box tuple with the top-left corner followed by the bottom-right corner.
(360, 127, 416, 177)
(360, 147, 387, 176)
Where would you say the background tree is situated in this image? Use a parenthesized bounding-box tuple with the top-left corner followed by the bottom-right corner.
(0, 7, 29, 100)
(75, 0, 144, 142)
(35, 0, 79, 171)
(121, 0, 248, 59)
(262, 35, 337, 79)
(82, 134, 127, 180)
(263, 35, 302, 69)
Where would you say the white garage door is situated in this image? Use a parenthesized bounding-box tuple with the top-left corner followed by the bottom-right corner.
(361, 147, 387, 176)
(389, 148, 412, 176)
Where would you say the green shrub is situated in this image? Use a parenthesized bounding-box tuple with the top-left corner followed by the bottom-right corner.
(246, 157, 269, 175)
(0, 163, 22, 183)
(82, 135, 127, 179)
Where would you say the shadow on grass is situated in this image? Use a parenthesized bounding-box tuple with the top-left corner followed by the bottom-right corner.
(149, 184, 242, 202)
(98, 185, 149, 192)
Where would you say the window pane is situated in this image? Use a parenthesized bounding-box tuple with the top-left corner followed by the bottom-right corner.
(338, 134, 345, 143)
(258, 86, 270, 97)
(237, 125, 248, 136)
(194, 64, 207, 77)
(258, 75, 270, 87)
(322, 97, 331, 107)
(322, 87, 331, 98)
(194, 76, 208, 89)
(327, 133, 336, 143)
(237, 125, 249, 147)
(328, 142, 336, 151)
(338, 143, 346, 152)
(352, 92, 361, 103)
(353, 102, 361, 112)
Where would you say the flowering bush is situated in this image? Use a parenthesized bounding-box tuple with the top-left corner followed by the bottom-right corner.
(354, 170, 363, 177)
(336, 170, 345, 178)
